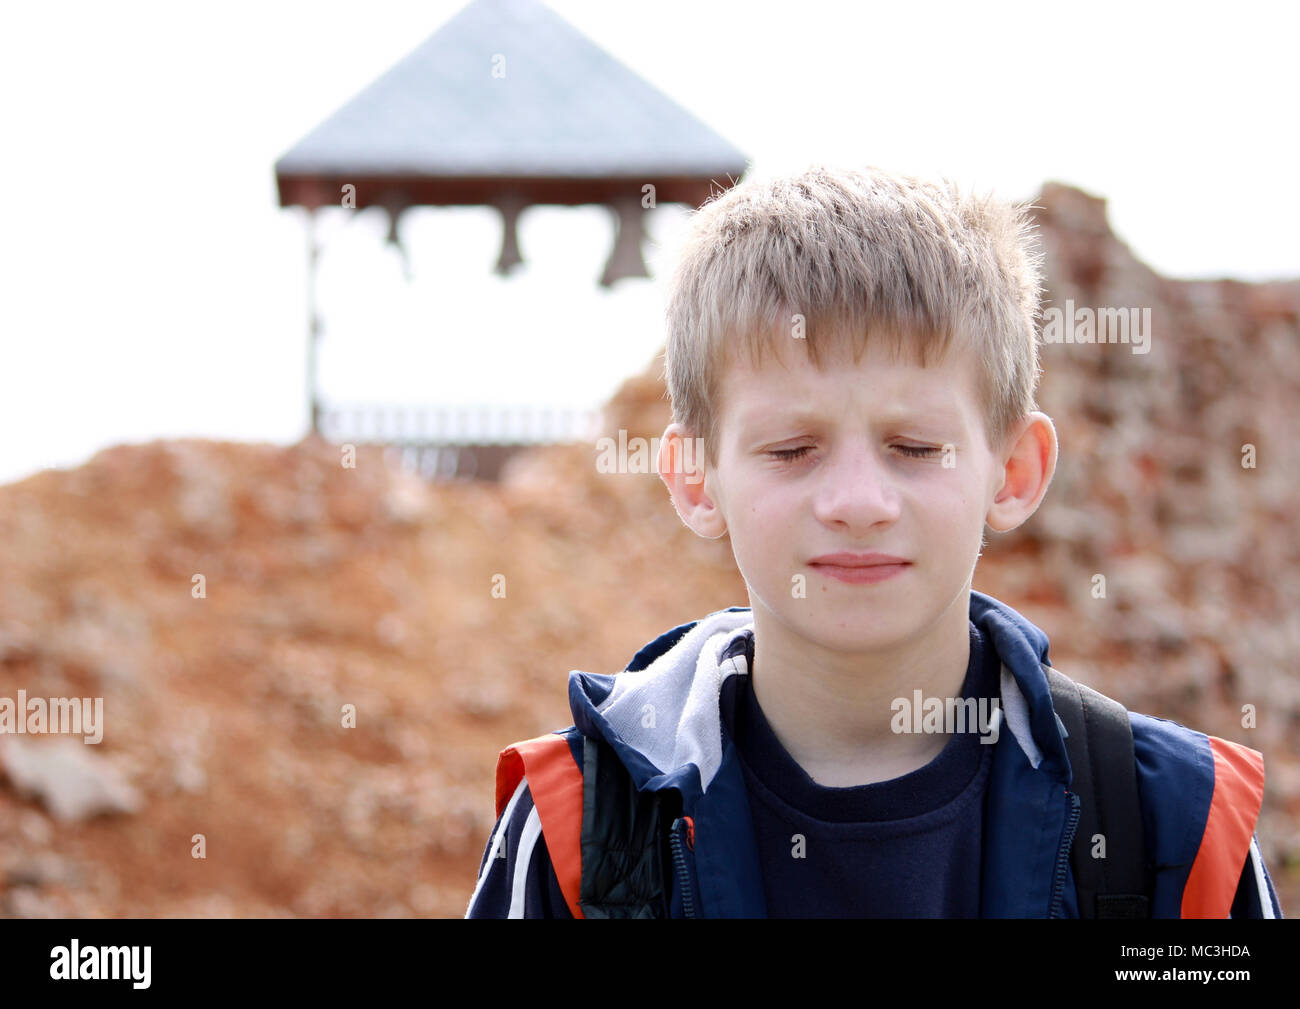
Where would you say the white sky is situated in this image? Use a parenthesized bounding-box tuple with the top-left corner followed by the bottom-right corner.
(1, 0, 1296, 485)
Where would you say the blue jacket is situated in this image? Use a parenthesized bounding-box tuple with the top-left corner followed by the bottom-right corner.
(466, 591, 1282, 918)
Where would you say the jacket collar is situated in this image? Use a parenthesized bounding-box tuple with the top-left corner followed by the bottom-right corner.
(566, 591, 1073, 796)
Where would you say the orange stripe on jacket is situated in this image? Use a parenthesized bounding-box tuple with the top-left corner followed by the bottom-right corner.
(495, 733, 585, 919)
(1181, 737, 1265, 918)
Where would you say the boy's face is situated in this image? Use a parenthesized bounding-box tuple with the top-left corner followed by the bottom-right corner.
(658, 333, 1057, 656)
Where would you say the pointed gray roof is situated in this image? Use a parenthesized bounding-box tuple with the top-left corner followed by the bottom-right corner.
(275, 0, 747, 184)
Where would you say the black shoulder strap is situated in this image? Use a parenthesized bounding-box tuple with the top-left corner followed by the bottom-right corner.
(1046, 666, 1152, 918)
(577, 735, 669, 918)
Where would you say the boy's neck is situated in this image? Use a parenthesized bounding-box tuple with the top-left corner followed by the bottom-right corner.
(747, 588, 974, 788)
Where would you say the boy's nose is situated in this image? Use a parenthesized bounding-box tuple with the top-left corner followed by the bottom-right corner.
(810, 443, 903, 532)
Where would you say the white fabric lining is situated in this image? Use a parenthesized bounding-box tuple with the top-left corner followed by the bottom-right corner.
(596, 611, 754, 791)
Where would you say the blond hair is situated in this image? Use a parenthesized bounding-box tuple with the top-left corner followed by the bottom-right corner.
(662, 164, 1044, 466)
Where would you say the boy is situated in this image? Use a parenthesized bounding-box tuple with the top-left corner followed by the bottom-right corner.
(464, 165, 1283, 918)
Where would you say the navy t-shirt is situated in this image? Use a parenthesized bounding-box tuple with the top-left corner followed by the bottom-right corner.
(719, 621, 1001, 918)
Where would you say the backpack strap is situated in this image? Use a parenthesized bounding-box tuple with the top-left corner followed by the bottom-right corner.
(495, 732, 586, 919)
(577, 736, 670, 918)
(1181, 736, 1264, 918)
(1046, 666, 1152, 918)
(495, 732, 674, 919)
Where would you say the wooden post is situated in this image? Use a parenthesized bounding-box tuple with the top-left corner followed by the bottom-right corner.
(306, 209, 322, 436)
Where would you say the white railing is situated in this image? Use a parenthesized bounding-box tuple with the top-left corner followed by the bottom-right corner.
(321, 402, 602, 446)
(321, 402, 604, 481)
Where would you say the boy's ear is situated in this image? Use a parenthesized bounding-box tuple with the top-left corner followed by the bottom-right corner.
(657, 423, 727, 539)
(986, 411, 1058, 533)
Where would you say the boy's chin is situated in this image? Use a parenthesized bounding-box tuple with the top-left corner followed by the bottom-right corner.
(766, 602, 934, 655)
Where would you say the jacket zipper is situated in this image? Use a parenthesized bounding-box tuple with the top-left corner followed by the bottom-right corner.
(669, 817, 697, 919)
(1049, 791, 1082, 918)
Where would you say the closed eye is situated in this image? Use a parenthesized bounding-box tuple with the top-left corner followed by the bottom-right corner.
(768, 444, 941, 461)
(895, 445, 941, 458)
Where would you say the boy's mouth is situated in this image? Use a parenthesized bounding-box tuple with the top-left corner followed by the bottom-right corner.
(808, 552, 910, 585)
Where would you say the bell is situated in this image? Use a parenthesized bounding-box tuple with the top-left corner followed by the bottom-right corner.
(494, 194, 526, 275)
(600, 196, 650, 286)
(383, 200, 413, 281)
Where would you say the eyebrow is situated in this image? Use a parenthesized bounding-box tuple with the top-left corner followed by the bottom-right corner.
(736, 404, 965, 435)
